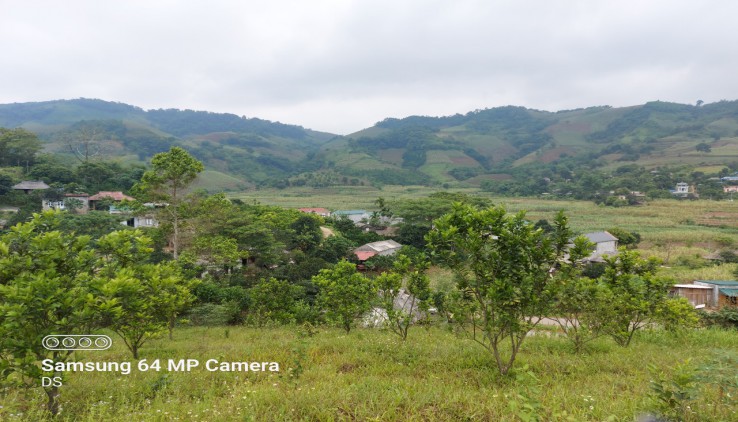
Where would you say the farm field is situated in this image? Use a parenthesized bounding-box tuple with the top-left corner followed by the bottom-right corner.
(2, 326, 736, 421)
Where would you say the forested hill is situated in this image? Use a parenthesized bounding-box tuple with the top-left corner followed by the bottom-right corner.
(330, 100, 738, 190)
(0, 99, 336, 190)
(2, 98, 738, 192)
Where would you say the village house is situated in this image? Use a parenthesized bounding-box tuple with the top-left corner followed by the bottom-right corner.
(723, 185, 738, 193)
(332, 209, 370, 224)
(670, 182, 697, 198)
(88, 191, 135, 212)
(579, 231, 619, 262)
(298, 207, 331, 217)
(693, 280, 738, 308)
(42, 193, 90, 214)
(353, 239, 403, 262)
(670, 284, 713, 308)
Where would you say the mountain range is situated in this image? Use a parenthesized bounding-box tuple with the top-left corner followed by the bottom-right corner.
(1, 98, 737, 190)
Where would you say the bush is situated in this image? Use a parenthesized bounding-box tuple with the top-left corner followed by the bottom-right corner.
(700, 307, 738, 329)
(186, 302, 242, 326)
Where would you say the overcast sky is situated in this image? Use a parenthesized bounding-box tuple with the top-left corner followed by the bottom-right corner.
(2, 1, 738, 134)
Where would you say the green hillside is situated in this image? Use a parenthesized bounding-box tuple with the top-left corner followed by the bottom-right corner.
(1, 98, 738, 191)
(0, 99, 336, 189)
(340, 101, 738, 186)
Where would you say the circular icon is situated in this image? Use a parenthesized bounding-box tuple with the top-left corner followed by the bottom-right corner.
(62, 337, 76, 348)
(44, 337, 60, 349)
(78, 337, 92, 348)
(94, 337, 110, 348)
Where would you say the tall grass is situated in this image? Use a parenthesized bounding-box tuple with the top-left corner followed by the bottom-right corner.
(2, 326, 736, 421)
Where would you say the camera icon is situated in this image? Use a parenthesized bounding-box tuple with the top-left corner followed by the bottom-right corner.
(42, 335, 112, 351)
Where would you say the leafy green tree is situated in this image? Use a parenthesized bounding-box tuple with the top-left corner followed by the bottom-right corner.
(376, 254, 431, 340)
(135, 146, 204, 259)
(313, 260, 376, 333)
(599, 249, 673, 346)
(315, 235, 355, 263)
(95, 229, 196, 355)
(0, 127, 42, 167)
(248, 277, 305, 326)
(0, 212, 100, 416)
(426, 204, 573, 375)
(606, 227, 641, 249)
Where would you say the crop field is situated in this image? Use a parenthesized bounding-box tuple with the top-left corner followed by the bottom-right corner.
(2, 327, 736, 421)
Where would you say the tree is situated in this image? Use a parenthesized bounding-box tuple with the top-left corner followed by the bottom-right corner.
(136, 146, 204, 259)
(248, 277, 305, 326)
(59, 121, 107, 163)
(426, 204, 573, 375)
(599, 249, 673, 346)
(95, 230, 196, 355)
(312, 260, 375, 333)
(375, 254, 431, 340)
(0, 127, 42, 167)
(0, 212, 100, 416)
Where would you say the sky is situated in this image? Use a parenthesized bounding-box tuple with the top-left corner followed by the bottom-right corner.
(2, 0, 738, 135)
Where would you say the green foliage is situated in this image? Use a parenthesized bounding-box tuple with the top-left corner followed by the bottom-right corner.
(247, 277, 306, 326)
(606, 227, 641, 248)
(554, 248, 614, 353)
(648, 360, 699, 421)
(376, 254, 431, 340)
(701, 306, 738, 329)
(599, 250, 673, 346)
(0, 212, 99, 415)
(94, 230, 197, 356)
(0, 127, 42, 167)
(427, 205, 573, 374)
(312, 260, 376, 333)
(136, 146, 204, 258)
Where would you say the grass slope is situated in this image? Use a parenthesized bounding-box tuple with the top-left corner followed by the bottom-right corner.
(2, 327, 736, 421)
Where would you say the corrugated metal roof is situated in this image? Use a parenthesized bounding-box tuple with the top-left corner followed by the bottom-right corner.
(332, 210, 367, 215)
(673, 284, 713, 289)
(719, 288, 738, 297)
(583, 231, 618, 243)
(695, 280, 738, 286)
(356, 240, 402, 253)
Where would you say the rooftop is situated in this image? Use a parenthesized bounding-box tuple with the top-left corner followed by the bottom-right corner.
(583, 231, 618, 243)
(332, 210, 367, 215)
(88, 191, 135, 201)
(718, 288, 738, 298)
(695, 280, 738, 286)
(356, 240, 402, 253)
(12, 181, 49, 190)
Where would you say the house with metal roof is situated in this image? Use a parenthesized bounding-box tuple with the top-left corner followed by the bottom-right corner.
(332, 209, 370, 223)
(694, 280, 738, 308)
(353, 239, 402, 261)
(577, 231, 619, 262)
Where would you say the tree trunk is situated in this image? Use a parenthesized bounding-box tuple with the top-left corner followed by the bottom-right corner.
(173, 215, 179, 259)
(45, 385, 60, 416)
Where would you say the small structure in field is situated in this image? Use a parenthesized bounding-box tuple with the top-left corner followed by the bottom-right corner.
(693, 280, 738, 308)
(670, 284, 713, 308)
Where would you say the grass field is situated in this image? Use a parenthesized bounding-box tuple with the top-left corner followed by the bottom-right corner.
(2, 326, 736, 421)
